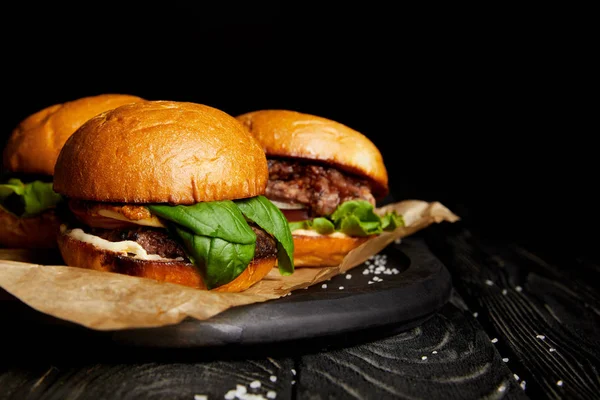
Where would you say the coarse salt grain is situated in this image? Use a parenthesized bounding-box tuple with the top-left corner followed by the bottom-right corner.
(485, 280, 494, 286)
(321, 284, 327, 289)
(267, 391, 277, 399)
(516, 286, 523, 292)
(250, 380, 261, 389)
(291, 369, 296, 375)
(502, 358, 509, 362)
(514, 374, 520, 381)
(557, 380, 563, 386)
(497, 383, 507, 392)
(536, 335, 545, 340)
(421, 356, 427, 360)
(491, 338, 498, 343)
(473, 312, 479, 318)
(368, 281, 374, 284)
(339, 286, 344, 290)
(432, 350, 438, 354)
(520, 381, 527, 390)
(346, 274, 352, 279)
(549, 348, 556, 352)
(270, 375, 277, 382)
(502, 289, 508, 295)
(194, 395, 208, 400)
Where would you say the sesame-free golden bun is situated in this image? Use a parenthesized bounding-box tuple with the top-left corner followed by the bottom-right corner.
(0, 206, 61, 248)
(292, 233, 371, 267)
(53, 101, 269, 204)
(2, 94, 144, 176)
(236, 109, 389, 198)
(57, 230, 277, 292)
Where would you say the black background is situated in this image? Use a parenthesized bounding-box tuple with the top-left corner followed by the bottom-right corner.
(0, 5, 594, 255)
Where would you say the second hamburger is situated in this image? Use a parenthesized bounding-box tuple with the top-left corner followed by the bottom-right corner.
(53, 101, 294, 292)
(236, 109, 403, 267)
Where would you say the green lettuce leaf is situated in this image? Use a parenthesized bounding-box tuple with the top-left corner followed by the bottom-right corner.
(0, 178, 63, 217)
(289, 200, 404, 237)
(234, 195, 295, 276)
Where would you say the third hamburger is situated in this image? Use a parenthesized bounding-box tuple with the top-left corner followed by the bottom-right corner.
(236, 109, 402, 267)
(1, 93, 144, 248)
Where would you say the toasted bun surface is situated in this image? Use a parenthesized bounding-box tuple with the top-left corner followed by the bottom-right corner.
(0, 207, 61, 248)
(57, 231, 276, 292)
(3, 94, 144, 176)
(54, 101, 268, 204)
(291, 232, 371, 267)
(236, 110, 389, 198)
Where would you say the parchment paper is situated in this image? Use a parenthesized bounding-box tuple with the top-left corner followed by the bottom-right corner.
(0, 200, 459, 330)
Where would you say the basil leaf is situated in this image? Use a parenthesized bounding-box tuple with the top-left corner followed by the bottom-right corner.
(174, 226, 255, 289)
(235, 195, 295, 276)
(148, 201, 255, 244)
(148, 201, 258, 289)
(0, 178, 62, 217)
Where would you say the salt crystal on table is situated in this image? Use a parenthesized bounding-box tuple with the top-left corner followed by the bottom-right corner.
(421, 356, 427, 360)
(502, 358, 509, 362)
(491, 338, 498, 343)
(321, 284, 327, 289)
(345, 274, 352, 279)
(485, 280, 494, 286)
(270, 375, 277, 382)
(250, 380, 261, 389)
(267, 391, 277, 399)
(536, 335, 545, 340)
(556, 380, 563, 386)
(194, 395, 208, 400)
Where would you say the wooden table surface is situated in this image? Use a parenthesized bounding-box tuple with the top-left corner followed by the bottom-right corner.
(1, 222, 598, 400)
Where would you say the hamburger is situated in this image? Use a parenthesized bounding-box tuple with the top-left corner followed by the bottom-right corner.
(0, 94, 144, 248)
(52, 100, 294, 292)
(236, 109, 403, 267)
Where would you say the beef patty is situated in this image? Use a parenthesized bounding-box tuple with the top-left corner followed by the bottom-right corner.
(90, 225, 277, 261)
(267, 159, 376, 216)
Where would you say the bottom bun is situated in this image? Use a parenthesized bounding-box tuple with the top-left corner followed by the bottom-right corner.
(292, 233, 372, 267)
(0, 207, 61, 249)
(57, 231, 276, 292)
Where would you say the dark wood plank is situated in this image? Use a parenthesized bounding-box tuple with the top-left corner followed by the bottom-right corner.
(0, 358, 296, 400)
(296, 298, 527, 399)
(424, 224, 600, 400)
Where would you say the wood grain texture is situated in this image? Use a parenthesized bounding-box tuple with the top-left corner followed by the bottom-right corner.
(424, 224, 600, 400)
(2, 225, 598, 399)
(296, 298, 527, 400)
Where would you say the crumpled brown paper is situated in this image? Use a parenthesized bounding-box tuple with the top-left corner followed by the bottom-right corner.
(0, 200, 459, 330)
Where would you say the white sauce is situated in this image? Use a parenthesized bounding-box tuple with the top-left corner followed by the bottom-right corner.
(61, 225, 179, 262)
(291, 229, 349, 238)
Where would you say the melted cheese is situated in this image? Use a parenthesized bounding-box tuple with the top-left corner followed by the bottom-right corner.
(291, 229, 350, 238)
(61, 225, 180, 262)
(97, 209, 166, 228)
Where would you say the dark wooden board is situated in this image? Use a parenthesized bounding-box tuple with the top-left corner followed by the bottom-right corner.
(1, 237, 453, 349)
